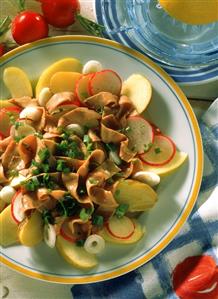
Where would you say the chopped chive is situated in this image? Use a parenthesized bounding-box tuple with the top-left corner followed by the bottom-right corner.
(115, 204, 129, 218)
(114, 189, 120, 198)
(38, 148, 50, 162)
(88, 177, 99, 184)
(92, 215, 104, 226)
(76, 239, 85, 247)
(144, 142, 153, 152)
(154, 147, 161, 154)
(79, 208, 90, 222)
(56, 159, 70, 173)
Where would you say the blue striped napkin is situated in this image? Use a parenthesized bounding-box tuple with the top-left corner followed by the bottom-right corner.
(71, 99, 218, 299)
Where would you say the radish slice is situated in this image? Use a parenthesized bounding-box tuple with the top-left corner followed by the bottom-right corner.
(126, 116, 154, 154)
(44, 223, 56, 248)
(106, 216, 135, 239)
(1, 106, 22, 114)
(89, 70, 122, 96)
(11, 190, 25, 224)
(75, 73, 93, 103)
(140, 134, 176, 166)
(60, 221, 77, 243)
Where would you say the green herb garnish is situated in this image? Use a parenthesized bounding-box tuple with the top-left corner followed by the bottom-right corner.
(42, 209, 55, 225)
(56, 159, 70, 173)
(79, 207, 93, 222)
(88, 177, 99, 184)
(38, 148, 50, 162)
(154, 147, 161, 154)
(115, 204, 129, 218)
(114, 189, 120, 198)
(144, 143, 153, 152)
(34, 132, 43, 139)
(23, 177, 40, 191)
(92, 215, 104, 227)
(76, 239, 85, 247)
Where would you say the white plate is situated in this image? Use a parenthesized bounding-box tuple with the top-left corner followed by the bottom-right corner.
(0, 36, 203, 284)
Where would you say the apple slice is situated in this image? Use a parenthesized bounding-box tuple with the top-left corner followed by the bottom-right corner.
(140, 134, 176, 166)
(50, 71, 82, 94)
(18, 210, 43, 247)
(60, 221, 77, 243)
(35, 58, 83, 97)
(0, 204, 19, 246)
(56, 235, 98, 269)
(142, 151, 188, 176)
(11, 190, 25, 224)
(75, 73, 93, 102)
(121, 74, 152, 114)
(88, 70, 122, 96)
(106, 216, 135, 239)
(126, 115, 154, 154)
(3, 67, 33, 98)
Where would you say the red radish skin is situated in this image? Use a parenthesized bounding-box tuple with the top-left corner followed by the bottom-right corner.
(75, 73, 94, 103)
(11, 190, 25, 224)
(126, 115, 154, 154)
(106, 217, 135, 239)
(0, 131, 5, 140)
(140, 134, 176, 166)
(60, 221, 77, 243)
(1, 106, 22, 114)
(88, 70, 122, 96)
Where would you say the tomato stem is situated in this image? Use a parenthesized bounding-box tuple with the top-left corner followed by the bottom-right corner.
(76, 14, 104, 37)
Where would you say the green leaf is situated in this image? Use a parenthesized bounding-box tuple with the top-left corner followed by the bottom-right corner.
(76, 14, 105, 37)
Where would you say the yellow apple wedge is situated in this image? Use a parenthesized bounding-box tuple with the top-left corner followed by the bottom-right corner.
(114, 179, 157, 212)
(3, 67, 33, 98)
(99, 218, 145, 245)
(56, 236, 98, 269)
(142, 151, 188, 177)
(0, 205, 19, 246)
(35, 58, 83, 97)
(18, 210, 43, 247)
(50, 72, 82, 93)
(121, 74, 152, 114)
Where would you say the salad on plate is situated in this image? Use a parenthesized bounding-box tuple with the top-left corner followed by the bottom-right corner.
(0, 57, 187, 269)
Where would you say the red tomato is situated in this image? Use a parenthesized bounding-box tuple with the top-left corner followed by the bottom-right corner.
(172, 255, 218, 299)
(11, 11, 48, 45)
(40, 0, 80, 28)
(0, 44, 5, 56)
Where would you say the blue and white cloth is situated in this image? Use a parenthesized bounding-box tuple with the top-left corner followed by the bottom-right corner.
(1, 100, 217, 299)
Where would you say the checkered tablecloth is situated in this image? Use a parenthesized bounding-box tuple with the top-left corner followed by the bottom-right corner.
(1, 100, 217, 299)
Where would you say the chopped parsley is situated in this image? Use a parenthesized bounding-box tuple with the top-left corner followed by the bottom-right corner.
(115, 204, 129, 218)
